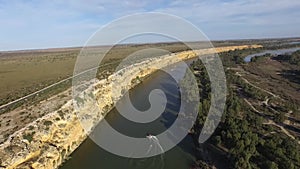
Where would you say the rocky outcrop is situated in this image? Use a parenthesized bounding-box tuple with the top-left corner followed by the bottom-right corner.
(0, 45, 262, 169)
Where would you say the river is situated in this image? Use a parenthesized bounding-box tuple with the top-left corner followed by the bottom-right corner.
(244, 47, 300, 62)
(60, 62, 198, 169)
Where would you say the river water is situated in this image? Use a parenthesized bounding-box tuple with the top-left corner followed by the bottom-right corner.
(244, 47, 300, 62)
(60, 63, 198, 169)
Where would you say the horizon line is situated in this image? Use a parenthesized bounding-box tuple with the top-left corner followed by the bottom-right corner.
(1, 36, 299, 53)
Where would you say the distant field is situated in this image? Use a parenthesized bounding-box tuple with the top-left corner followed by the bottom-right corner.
(0, 41, 216, 107)
(0, 50, 78, 105)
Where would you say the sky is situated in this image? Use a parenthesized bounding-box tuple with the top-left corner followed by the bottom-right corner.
(0, 0, 300, 51)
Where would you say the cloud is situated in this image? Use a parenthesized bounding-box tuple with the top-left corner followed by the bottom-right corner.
(153, 0, 300, 39)
(156, 0, 300, 24)
(0, 0, 299, 50)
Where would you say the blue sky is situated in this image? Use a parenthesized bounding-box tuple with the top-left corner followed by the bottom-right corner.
(0, 0, 300, 51)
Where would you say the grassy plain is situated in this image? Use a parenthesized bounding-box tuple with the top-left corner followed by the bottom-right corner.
(0, 41, 228, 107)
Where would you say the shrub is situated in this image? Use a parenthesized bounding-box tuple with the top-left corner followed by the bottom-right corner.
(44, 120, 53, 126)
(23, 132, 35, 143)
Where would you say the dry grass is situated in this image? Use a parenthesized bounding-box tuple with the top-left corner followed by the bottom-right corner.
(0, 43, 194, 106)
(0, 50, 78, 105)
(243, 57, 300, 104)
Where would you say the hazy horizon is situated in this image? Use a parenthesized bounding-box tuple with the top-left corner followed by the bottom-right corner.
(1, 36, 300, 52)
(1, 0, 300, 51)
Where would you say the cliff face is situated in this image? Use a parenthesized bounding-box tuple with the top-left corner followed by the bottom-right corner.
(0, 45, 262, 169)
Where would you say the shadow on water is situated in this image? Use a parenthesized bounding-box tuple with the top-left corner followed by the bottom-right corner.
(60, 68, 198, 169)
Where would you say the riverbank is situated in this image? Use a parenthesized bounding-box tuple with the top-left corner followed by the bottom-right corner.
(0, 45, 262, 169)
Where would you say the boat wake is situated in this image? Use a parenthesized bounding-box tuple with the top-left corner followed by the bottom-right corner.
(128, 135, 165, 169)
